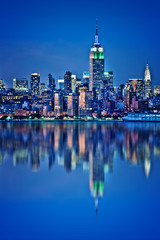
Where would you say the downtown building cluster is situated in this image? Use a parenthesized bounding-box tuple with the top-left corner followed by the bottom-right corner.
(0, 26, 160, 119)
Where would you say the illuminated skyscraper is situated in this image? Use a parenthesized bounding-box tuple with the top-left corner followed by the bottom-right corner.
(54, 90, 63, 116)
(13, 78, 28, 92)
(154, 85, 160, 96)
(83, 72, 90, 85)
(67, 93, 73, 116)
(58, 78, 64, 89)
(64, 71, 72, 96)
(71, 74, 77, 93)
(72, 93, 79, 117)
(0, 79, 3, 88)
(144, 63, 151, 98)
(0, 79, 6, 93)
(47, 73, 55, 94)
(40, 83, 46, 95)
(129, 79, 144, 98)
(30, 73, 40, 97)
(89, 23, 104, 98)
(78, 84, 92, 117)
(103, 71, 113, 88)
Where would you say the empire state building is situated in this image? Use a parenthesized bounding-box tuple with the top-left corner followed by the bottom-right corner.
(89, 23, 104, 98)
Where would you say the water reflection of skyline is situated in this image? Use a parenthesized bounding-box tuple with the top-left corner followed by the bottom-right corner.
(0, 122, 160, 210)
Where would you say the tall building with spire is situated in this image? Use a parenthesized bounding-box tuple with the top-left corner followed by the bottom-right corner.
(144, 63, 151, 98)
(89, 22, 104, 99)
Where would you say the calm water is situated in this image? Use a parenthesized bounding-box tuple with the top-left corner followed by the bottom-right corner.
(0, 122, 160, 240)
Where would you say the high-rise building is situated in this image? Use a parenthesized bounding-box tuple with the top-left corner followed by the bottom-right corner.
(72, 93, 79, 117)
(54, 90, 63, 116)
(0, 79, 6, 93)
(154, 85, 160, 96)
(67, 93, 73, 116)
(47, 73, 55, 94)
(13, 78, 28, 92)
(58, 79, 64, 89)
(83, 72, 90, 85)
(75, 78, 81, 87)
(104, 71, 113, 88)
(64, 71, 72, 96)
(100, 79, 108, 100)
(89, 23, 104, 98)
(79, 84, 92, 117)
(129, 79, 144, 98)
(30, 73, 40, 97)
(0, 79, 3, 88)
(144, 63, 151, 98)
(40, 83, 46, 95)
(71, 74, 77, 93)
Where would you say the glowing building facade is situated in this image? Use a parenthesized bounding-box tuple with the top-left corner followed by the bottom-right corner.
(54, 90, 63, 116)
(58, 79, 64, 89)
(13, 78, 28, 92)
(144, 64, 151, 98)
(64, 71, 72, 97)
(129, 79, 144, 98)
(47, 73, 55, 94)
(30, 73, 40, 97)
(67, 93, 73, 116)
(83, 72, 90, 85)
(78, 84, 92, 117)
(89, 24, 104, 98)
(71, 74, 76, 93)
(154, 85, 160, 96)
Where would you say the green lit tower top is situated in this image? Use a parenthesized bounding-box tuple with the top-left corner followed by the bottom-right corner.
(89, 22, 104, 97)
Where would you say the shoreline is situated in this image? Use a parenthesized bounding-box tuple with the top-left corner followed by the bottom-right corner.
(0, 119, 123, 123)
(0, 119, 160, 123)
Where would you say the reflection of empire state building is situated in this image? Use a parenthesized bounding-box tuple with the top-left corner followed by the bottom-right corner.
(89, 152, 104, 214)
(89, 23, 104, 98)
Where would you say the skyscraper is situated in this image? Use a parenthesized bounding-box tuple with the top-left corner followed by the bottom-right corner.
(58, 78, 64, 89)
(13, 78, 28, 92)
(40, 83, 46, 95)
(54, 90, 63, 116)
(71, 74, 77, 93)
(83, 72, 90, 85)
(67, 93, 73, 116)
(103, 71, 113, 89)
(129, 79, 144, 98)
(144, 63, 151, 98)
(89, 23, 104, 99)
(78, 84, 92, 117)
(47, 73, 55, 94)
(154, 85, 160, 96)
(30, 73, 40, 97)
(64, 71, 72, 97)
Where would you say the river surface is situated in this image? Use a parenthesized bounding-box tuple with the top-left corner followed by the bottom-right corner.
(0, 122, 160, 240)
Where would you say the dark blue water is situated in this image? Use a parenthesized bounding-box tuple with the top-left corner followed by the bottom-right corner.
(0, 122, 160, 240)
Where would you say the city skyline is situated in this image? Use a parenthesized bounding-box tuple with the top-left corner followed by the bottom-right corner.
(0, 24, 156, 90)
(1, 1, 160, 239)
(0, 0, 160, 87)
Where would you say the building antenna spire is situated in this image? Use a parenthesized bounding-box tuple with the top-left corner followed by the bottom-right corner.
(96, 19, 98, 35)
(95, 19, 99, 44)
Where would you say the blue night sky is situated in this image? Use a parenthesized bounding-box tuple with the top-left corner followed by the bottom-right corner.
(0, 0, 160, 88)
